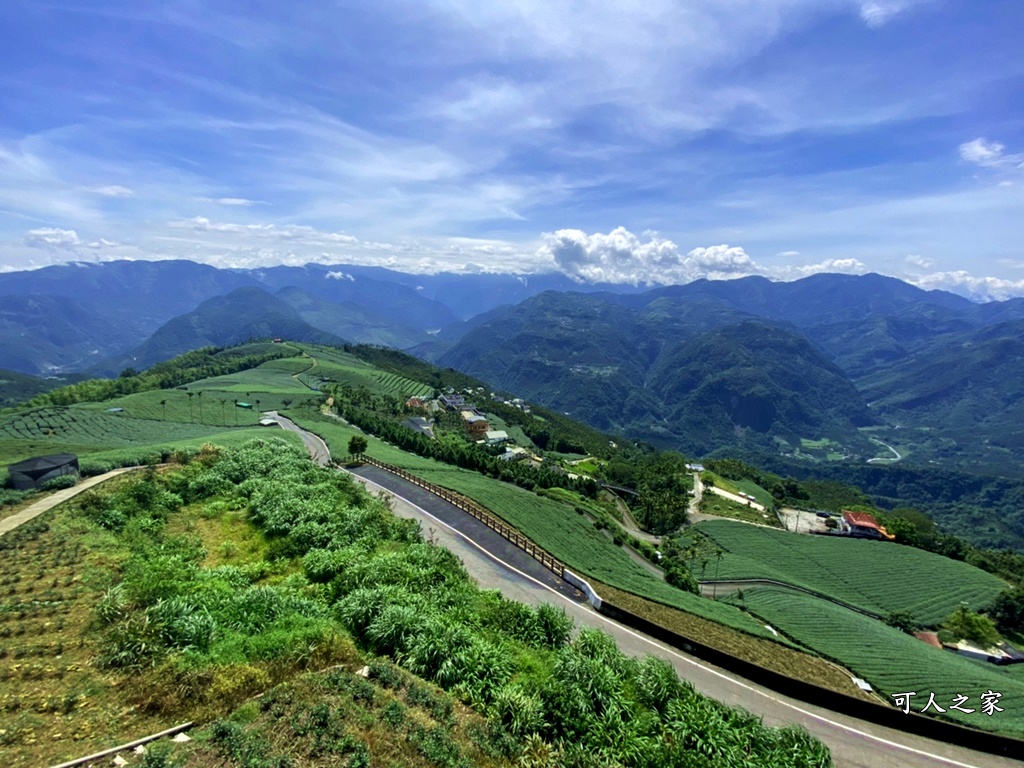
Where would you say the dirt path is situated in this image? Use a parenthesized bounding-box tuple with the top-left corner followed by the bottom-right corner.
(0, 467, 142, 538)
(607, 492, 661, 545)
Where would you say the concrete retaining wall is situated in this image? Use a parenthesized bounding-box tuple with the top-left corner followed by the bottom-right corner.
(562, 569, 603, 609)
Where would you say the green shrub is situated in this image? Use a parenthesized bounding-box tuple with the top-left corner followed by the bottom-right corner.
(41, 474, 77, 491)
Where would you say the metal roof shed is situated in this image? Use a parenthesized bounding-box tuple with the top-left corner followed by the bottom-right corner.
(7, 454, 80, 490)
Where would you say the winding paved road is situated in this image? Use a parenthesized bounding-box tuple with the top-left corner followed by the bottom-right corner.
(280, 420, 1018, 768)
(343, 467, 1019, 768)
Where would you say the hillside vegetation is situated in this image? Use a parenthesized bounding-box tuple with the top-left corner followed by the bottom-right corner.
(0, 440, 833, 767)
(683, 520, 1007, 626)
(724, 588, 1024, 737)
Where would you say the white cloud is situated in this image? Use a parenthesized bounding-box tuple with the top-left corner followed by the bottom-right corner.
(87, 184, 134, 198)
(909, 270, 1024, 302)
(203, 197, 264, 206)
(858, 1, 909, 27)
(538, 227, 875, 285)
(960, 138, 1007, 167)
(325, 270, 355, 281)
(905, 254, 934, 269)
(23, 227, 81, 249)
(539, 227, 761, 285)
(776, 250, 801, 257)
(783, 257, 867, 278)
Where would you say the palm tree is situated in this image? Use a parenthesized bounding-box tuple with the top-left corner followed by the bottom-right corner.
(196, 390, 204, 424)
(186, 392, 194, 422)
(159, 399, 167, 421)
(220, 399, 226, 424)
(233, 399, 238, 426)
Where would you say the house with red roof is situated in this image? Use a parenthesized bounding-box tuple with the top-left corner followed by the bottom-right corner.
(841, 511, 895, 540)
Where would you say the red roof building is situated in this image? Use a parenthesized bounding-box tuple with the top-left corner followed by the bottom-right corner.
(841, 511, 895, 540)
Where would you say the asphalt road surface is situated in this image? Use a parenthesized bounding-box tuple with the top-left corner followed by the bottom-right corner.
(265, 411, 332, 466)
(344, 467, 1022, 768)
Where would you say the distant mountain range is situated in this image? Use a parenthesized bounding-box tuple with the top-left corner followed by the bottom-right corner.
(435, 273, 1024, 474)
(3, 260, 1024, 477)
(0, 260, 623, 374)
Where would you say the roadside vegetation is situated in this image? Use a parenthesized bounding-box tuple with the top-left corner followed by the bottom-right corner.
(0, 439, 833, 767)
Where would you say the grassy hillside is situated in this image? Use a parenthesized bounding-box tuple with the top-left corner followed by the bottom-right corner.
(686, 520, 1006, 625)
(725, 588, 1024, 737)
(0, 440, 833, 767)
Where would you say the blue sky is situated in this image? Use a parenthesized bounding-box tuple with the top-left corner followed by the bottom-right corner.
(1, 0, 1023, 298)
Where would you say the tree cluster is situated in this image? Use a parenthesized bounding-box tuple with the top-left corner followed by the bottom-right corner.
(332, 396, 599, 498)
(23, 346, 292, 408)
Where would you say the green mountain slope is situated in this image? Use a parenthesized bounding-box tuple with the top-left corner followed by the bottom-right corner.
(644, 322, 873, 453)
(439, 292, 874, 455)
(107, 287, 345, 371)
(276, 285, 431, 348)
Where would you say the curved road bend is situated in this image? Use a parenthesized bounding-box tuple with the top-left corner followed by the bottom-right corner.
(344, 468, 1019, 768)
(265, 412, 332, 466)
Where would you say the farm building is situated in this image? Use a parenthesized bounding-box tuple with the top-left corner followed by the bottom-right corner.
(7, 454, 79, 490)
(461, 411, 489, 439)
(484, 430, 510, 446)
(841, 511, 895, 540)
(439, 393, 465, 410)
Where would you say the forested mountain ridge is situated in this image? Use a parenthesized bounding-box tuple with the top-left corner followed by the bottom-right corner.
(101, 287, 345, 372)
(438, 274, 1024, 475)
(438, 290, 876, 455)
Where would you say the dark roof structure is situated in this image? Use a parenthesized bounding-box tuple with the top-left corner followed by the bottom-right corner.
(7, 454, 79, 490)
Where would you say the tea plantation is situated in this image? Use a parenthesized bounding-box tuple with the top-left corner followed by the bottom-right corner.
(689, 519, 1007, 625)
(724, 587, 1024, 737)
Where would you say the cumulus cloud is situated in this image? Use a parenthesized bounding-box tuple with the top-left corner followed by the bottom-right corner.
(783, 258, 867, 278)
(24, 228, 82, 249)
(325, 270, 355, 281)
(905, 254, 934, 269)
(539, 227, 871, 285)
(909, 271, 1024, 301)
(539, 227, 691, 285)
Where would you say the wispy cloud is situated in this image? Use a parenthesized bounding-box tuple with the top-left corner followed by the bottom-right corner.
(86, 185, 134, 198)
(0, 0, 1020, 295)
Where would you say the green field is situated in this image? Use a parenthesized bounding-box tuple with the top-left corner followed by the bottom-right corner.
(724, 587, 1024, 736)
(186, 356, 315, 394)
(0, 355, 318, 466)
(294, 413, 786, 643)
(700, 494, 781, 527)
(703, 471, 774, 509)
(689, 520, 1007, 625)
(293, 346, 433, 399)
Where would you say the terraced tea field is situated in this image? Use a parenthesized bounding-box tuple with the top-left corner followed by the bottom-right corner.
(0, 407, 238, 464)
(297, 414, 784, 642)
(690, 519, 1006, 625)
(724, 587, 1024, 737)
(186, 356, 315, 394)
(77, 389, 311, 428)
